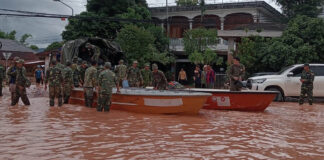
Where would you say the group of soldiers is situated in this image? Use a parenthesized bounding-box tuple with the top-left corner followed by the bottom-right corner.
(44, 58, 168, 112)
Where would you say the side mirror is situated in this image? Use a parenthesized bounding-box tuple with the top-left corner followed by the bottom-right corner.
(287, 72, 293, 77)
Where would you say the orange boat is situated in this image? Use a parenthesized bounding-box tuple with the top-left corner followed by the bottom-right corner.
(186, 88, 278, 112)
(69, 88, 211, 115)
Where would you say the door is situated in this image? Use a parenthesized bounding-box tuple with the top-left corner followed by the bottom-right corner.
(285, 66, 303, 96)
(310, 66, 324, 97)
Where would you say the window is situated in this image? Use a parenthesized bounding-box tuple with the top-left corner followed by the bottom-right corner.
(291, 67, 303, 77)
(310, 66, 324, 76)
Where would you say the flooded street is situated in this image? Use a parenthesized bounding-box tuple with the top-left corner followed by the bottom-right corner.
(0, 87, 323, 160)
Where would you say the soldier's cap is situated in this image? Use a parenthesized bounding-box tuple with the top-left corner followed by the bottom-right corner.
(145, 63, 150, 67)
(152, 63, 158, 70)
(85, 43, 92, 48)
(233, 57, 240, 61)
(104, 62, 111, 68)
(133, 60, 138, 64)
(119, 59, 124, 63)
(304, 63, 310, 67)
(13, 56, 20, 61)
(16, 59, 24, 64)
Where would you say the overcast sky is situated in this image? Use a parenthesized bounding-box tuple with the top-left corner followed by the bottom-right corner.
(0, 0, 280, 48)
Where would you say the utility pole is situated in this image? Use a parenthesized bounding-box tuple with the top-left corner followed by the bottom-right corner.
(53, 0, 74, 16)
(166, 0, 169, 37)
(2, 52, 12, 73)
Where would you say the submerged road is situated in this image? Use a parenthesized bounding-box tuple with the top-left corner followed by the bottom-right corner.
(0, 87, 323, 160)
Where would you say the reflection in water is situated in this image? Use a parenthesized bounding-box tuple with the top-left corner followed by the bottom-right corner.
(0, 88, 323, 159)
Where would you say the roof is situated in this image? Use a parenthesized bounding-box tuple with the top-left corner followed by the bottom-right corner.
(150, 1, 284, 20)
(0, 38, 36, 53)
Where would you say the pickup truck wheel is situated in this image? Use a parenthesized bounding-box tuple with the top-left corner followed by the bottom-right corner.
(266, 87, 285, 102)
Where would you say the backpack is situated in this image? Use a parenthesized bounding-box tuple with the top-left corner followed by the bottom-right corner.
(35, 70, 42, 79)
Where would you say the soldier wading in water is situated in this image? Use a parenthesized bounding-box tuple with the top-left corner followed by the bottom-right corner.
(299, 63, 315, 105)
(97, 62, 120, 112)
(45, 60, 64, 107)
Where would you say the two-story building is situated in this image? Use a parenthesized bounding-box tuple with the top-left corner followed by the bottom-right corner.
(150, 1, 285, 77)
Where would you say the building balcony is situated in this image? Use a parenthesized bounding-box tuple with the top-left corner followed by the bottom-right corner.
(169, 38, 229, 52)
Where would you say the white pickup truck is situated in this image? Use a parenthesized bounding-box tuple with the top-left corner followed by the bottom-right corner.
(247, 64, 324, 101)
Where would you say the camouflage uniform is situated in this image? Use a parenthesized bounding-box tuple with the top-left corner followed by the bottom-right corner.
(152, 64, 168, 90)
(97, 65, 104, 78)
(115, 63, 127, 87)
(56, 62, 65, 71)
(12, 60, 30, 106)
(71, 59, 81, 87)
(7, 57, 20, 101)
(45, 64, 64, 106)
(78, 61, 88, 84)
(97, 63, 117, 112)
(63, 66, 74, 104)
(127, 67, 143, 87)
(86, 43, 101, 63)
(228, 64, 245, 91)
(83, 66, 97, 107)
(299, 69, 315, 105)
(141, 68, 153, 88)
(0, 64, 5, 96)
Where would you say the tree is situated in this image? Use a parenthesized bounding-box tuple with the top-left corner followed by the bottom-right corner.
(29, 45, 39, 51)
(0, 30, 17, 40)
(189, 49, 223, 65)
(237, 16, 324, 76)
(20, 34, 32, 46)
(276, 0, 324, 18)
(176, 0, 199, 6)
(183, 28, 218, 54)
(45, 42, 63, 51)
(117, 25, 174, 65)
(63, 0, 149, 41)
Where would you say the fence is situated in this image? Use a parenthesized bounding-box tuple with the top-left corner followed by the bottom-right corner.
(148, 0, 265, 8)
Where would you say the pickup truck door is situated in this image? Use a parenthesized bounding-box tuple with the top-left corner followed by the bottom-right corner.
(285, 66, 303, 97)
(310, 66, 324, 97)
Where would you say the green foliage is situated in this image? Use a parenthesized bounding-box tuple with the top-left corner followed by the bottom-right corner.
(87, 0, 147, 16)
(183, 28, 218, 54)
(116, 5, 152, 28)
(0, 30, 17, 40)
(237, 16, 324, 76)
(29, 45, 39, 51)
(176, 0, 199, 6)
(19, 34, 32, 46)
(147, 26, 169, 53)
(276, 0, 324, 18)
(45, 42, 63, 51)
(189, 49, 223, 65)
(117, 25, 174, 66)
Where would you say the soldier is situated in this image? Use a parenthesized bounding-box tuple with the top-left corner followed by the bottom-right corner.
(7, 57, 20, 102)
(97, 65, 104, 78)
(114, 60, 127, 87)
(299, 64, 315, 105)
(85, 43, 101, 63)
(127, 60, 143, 87)
(45, 60, 64, 107)
(83, 60, 98, 107)
(71, 57, 81, 87)
(228, 57, 245, 91)
(78, 61, 88, 85)
(12, 59, 30, 106)
(97, 62, 120, 112)
(0, 63, 5, 96)
(141, 63, 153, 88)
(63, 61, 74, 104)
(152, 64, 168, 90)
(56, 58, 65, 71)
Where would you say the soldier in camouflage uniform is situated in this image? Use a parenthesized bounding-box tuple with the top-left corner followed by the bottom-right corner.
(85, 43, 101, 63)
(97, 65, 104, 78)
(299, 64, 315, 105)
(0, 64, 5, 96)
(45, 60, 64, 107)
(12, 59, 30, 106)
(228, 57, 245, 91)
(7, 57, 20, 102)
(63, 61, 74, 104)
(71, 57, 81, 87)
(152, 64, 168, 90)
(83, 61, 98, 107)
(56, 58, 65, 71)
(97, 62, 120, 112)
(78, 61, 88, 85)
(141, 63, 153, 88)
(114, 60, 127, 87)
(127, 60, 143, 87)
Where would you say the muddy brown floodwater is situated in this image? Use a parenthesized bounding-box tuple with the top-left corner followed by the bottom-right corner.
(0, 86, 323, 160)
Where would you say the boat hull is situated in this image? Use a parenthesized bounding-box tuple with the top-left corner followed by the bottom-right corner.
(69, 88, 210, 115)
(186, 89, 277, 112)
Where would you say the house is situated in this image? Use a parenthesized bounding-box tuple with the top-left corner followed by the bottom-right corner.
(150, 1, 285, 64)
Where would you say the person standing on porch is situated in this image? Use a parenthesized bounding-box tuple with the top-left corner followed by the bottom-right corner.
(206, 65, 215, 89)
(178, 68, 187, 85)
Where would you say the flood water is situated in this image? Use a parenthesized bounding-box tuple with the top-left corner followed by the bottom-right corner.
(0, 86, 323, 160)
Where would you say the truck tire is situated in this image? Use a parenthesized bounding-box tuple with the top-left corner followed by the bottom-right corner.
(266, 87, 285, 102)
